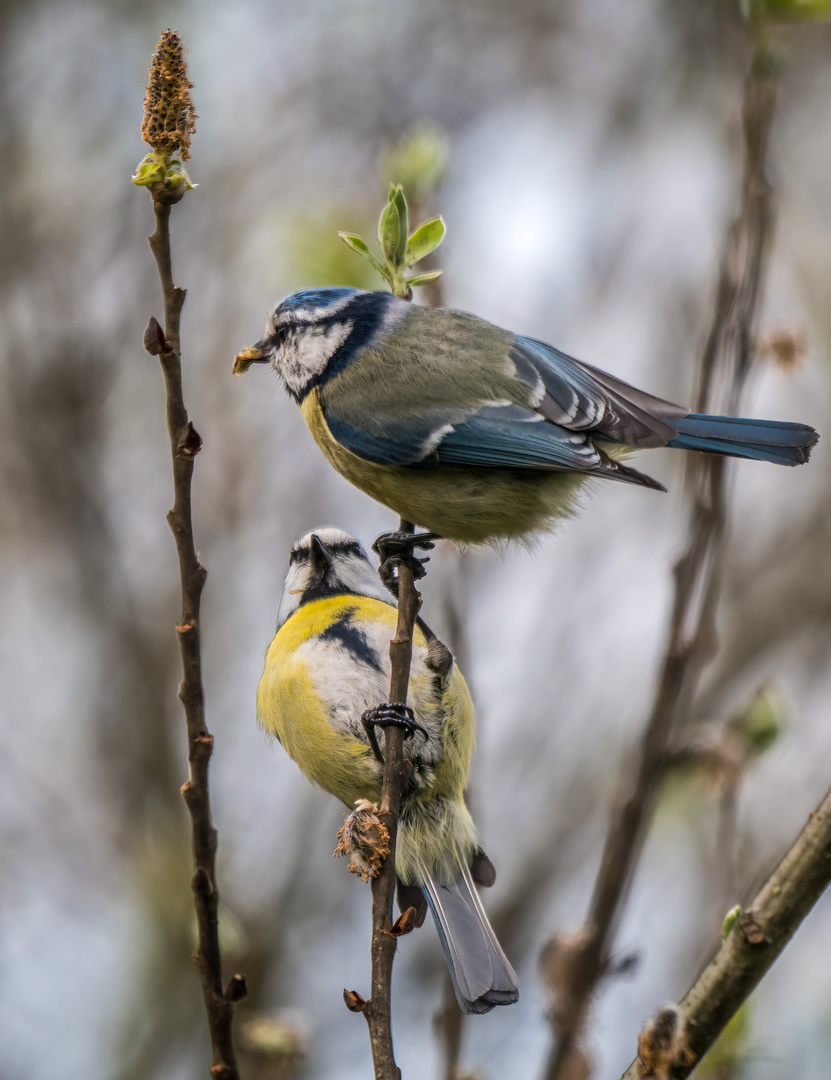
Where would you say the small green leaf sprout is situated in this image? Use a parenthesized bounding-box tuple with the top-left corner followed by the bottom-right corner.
(338, 184, 445, 300)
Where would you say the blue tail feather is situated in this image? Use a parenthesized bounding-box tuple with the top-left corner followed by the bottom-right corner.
(668, 413, 818, 467)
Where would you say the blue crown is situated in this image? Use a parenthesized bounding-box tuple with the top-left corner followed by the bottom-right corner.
(277, 287, 360, 316)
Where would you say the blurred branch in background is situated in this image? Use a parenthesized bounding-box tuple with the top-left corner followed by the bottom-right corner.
(541, 16, 784, 1080)
(623, 779, 831, 1078)
(134, 31, 241, 1078)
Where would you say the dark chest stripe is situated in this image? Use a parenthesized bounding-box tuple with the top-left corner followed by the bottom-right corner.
(318, 608, 384, 674)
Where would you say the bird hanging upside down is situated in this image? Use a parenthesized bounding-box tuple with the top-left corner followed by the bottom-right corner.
(257, 528, 519, 1014)
(235, 288, 818, 545)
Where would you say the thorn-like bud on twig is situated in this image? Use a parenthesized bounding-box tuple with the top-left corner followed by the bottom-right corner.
(133, 29, 197, 197)
(343, 989, 367, 1013)
(224, 973, 248, 1002)
(637, 1004, 695, 1078)
(192, 865, 214, 897)
(177, 420, 203, 459)
(388, 906, 418, 938)
(143, 316, 169, 355)
(333, 799, 391, 881)
(142, 30, 196, 161)
(738, 911, 767, 945)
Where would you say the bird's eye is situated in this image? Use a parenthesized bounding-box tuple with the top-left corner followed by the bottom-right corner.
(269, 323, 290, 349)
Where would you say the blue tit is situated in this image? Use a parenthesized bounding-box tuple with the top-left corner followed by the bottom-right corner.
(257, 527, 518, 1014)
(236, 288, 819, 544)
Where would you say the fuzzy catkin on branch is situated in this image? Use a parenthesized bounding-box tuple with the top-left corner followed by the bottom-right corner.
(542, 26, 780, 1080)
(141, 28, 197, 161)
(139, 31, 241, 1080)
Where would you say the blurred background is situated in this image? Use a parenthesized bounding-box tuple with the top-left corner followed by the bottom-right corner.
(1, 1, 830, 1077)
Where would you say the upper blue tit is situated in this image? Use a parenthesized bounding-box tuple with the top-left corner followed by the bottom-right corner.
(237, 288, 819, 544)
(257, 527, 518, 1014)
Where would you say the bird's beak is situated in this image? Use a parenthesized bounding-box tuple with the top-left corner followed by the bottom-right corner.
(310, 533, 334, 572)
(232, 342, 270, 375)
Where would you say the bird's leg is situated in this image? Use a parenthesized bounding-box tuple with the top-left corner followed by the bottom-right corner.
(372, 530, 441, 597)
(361, 703, 429, 764)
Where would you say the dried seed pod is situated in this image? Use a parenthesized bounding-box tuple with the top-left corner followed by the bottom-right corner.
(141, 29, 197, 161)
(334, 799, 391, 882)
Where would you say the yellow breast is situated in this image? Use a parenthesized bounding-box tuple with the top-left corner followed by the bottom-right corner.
(257, 595, 425, 807)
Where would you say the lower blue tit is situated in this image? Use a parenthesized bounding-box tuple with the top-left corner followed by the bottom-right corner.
(257, 527, 518, 1014)
(236, 288, 819, 544)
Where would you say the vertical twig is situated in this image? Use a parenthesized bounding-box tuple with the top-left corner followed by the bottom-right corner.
(362, 519, 421, 1080)
(147, 201, 243, 1080)
(542, 26, 779, 1080)
(340, 180, 446, 1080)
(136, 31, 242, 1077)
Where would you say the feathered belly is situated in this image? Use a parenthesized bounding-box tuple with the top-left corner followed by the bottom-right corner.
(301, 392, 588, 543)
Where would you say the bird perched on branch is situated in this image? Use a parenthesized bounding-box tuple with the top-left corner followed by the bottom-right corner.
(257, 527, 518, 1014)
(235, 288, 818, 546)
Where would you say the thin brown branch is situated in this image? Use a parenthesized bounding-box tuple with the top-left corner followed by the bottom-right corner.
(621, 782, 831, 1078)
(542, 30, 779, 1080)
(362, 517, 421, 1080)
(147, 199, 241, 1079)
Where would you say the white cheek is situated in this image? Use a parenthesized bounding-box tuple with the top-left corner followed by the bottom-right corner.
(275, 564, 310, 626)
(277, 322, 353, 396)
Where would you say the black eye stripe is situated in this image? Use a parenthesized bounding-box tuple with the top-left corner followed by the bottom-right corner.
(288, 540, 367, 565)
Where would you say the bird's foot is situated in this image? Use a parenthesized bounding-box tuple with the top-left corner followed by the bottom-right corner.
(361, 702, 429, 764)
(372, 530, 441, 595)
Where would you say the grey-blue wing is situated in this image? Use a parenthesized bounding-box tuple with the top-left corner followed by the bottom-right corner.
(319, 318, 688, 473)
(514, 336, 688, 447)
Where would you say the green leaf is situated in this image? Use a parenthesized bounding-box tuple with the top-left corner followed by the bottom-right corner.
(405, 269, 443, 288)
(131, 152, 166, 187)
(721, 905, 742, 940)
(405, 217, 445, 266)
(165, 160, 197, 191)
(376, 187, 406, 267)
(378, 185, 409, 268)
(338, 232, 388, 275)
(391, 184, 409, 239)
